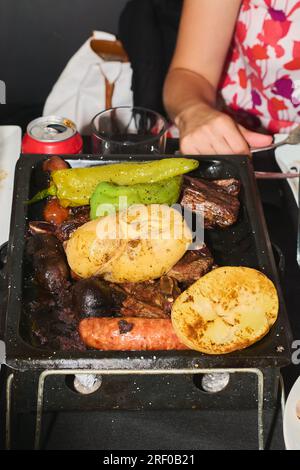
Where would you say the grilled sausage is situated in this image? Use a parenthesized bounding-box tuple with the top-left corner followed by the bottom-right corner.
(27, 234, 70, 293)
(43, 155, 70, 172)
(43, 198, 70, 225)
(26, 233, 63, 258)
(72, 278, 114, 319)
(79, 317, 188, 351)
(34, 254, 70, 293)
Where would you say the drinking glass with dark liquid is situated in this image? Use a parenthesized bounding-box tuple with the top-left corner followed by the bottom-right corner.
(91, 106, 167, 155)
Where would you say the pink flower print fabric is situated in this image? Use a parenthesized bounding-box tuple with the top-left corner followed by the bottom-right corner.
(220, 0, 300, 133)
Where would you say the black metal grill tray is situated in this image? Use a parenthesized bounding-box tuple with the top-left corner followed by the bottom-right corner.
(4, 154, 292, 370)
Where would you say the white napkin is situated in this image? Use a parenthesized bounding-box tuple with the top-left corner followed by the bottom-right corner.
(0, 126, 21, 246)
(275, 133, 300, 206)
(43, 31, 133, 134)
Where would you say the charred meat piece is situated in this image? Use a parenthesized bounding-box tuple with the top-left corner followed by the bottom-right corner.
(167, 245, 214, 286)
(55, 206, 90, 242)
(119, 276, 181, 319)
(27, 301, 85, 351)
(29, 221, 56, 236)
(181, 177, 240, 229)
(184, 176, 241, 197)
(29, 206, 90, 243)
(34, 255, 70, 294)
(72, 277, 115, 319)
(120, 298, 168, 319)
(26, 233, 64, 259)
(26, 234, 70, 293)
(211, 178, 241, 196)
(70, 205, 91, 222)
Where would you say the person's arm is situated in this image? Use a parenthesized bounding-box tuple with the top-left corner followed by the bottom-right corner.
(163, 0, 272, 155)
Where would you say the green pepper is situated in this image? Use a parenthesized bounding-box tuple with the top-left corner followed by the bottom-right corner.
(27, 184, 57, 204)
(90, 176, 182, 219)
(29, 158, 199, 207)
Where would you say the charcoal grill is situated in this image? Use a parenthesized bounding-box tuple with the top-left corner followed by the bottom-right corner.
(0, 154, 292, 450)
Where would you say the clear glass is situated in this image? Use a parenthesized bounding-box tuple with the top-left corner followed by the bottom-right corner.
(91, 106, 167, 155)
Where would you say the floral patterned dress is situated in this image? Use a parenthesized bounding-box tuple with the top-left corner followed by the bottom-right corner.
(220, 0, 300, 133)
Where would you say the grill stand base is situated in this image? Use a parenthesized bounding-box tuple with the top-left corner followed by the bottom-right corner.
(3, 367, 281, 450)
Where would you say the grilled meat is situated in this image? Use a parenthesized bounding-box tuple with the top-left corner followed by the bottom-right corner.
(211, 178, 241, 196)
(25, 286, 86, 351)
(79, 317, 188, 350)
(29, 221, 56, 236)
(181, 177, 240, 229)
(119, 276, 181, 319)
(29, 206, 90, 243)
(24, 174, 240, 350)
(29, 307, 86, 351)
(26, 233, 63, 257)
(26, 234, 71, 294)
(43, 155, 70, 172)
(167, 245, 214, 286)
(184, 176, 241, 197)
(43, 198, 70, 225)
(54, 206, 90, 242)
(72, 277, 115, 319)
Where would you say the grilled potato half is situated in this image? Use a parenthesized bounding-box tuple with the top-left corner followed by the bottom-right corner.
(171, 266, 279, 354)
(66, 204, 192, 282)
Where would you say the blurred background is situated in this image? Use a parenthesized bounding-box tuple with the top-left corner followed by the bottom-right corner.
(0, 0, 182, 130)
(0, 0, 128, 128)
(0, 0, 127, 104)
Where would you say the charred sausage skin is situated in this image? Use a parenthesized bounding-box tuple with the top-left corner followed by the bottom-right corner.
(79, 317, 188, 351)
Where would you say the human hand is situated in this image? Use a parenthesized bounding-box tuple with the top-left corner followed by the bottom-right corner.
(177, 104, 273, 155)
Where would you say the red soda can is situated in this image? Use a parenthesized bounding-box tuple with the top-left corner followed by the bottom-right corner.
(22, 116, 83, 154)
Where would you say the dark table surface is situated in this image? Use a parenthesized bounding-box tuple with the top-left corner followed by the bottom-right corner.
(0, 132, 300, 450)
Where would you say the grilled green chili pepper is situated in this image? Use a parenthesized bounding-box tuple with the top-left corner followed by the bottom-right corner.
(90, 176, 182, 219)
(29, 158, 199, 207)
(27, 184, 57, 204)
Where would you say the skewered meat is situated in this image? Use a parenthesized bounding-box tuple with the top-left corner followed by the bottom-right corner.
(118, 276, 181, 319)
(79, 317, 188, 350)
(167, 245, 214, 286)
(181, 177, 240, 229)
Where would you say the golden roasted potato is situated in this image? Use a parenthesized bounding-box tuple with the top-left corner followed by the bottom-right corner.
(65, 217, 125, 278)
(102, 205, 191, 283)
(171, 266, 279, 354)
(66, 204, 192, 282)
